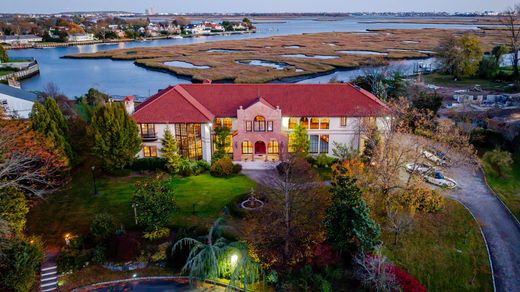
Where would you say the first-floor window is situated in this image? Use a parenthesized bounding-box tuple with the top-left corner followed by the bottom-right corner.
(309, 135, 319, 153)
(175, 123, 203, 160)
(320, 135, 329, 154)
(242, 141, 253, 154)
(268, 140, 279, 154)
(288, 135, 295, 153)
(143, 145, 158, 157)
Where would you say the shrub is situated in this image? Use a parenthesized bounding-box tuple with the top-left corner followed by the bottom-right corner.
(91, 244, 106, 264)
(392, 182, 445, 213)
(315, 154, 337, 168)
(143, 226, 170, 241)
(196, 159, 211, 171)
(387, 265, 426, 292)
(178, 158, 193, 176)
(482, 149, 513, 179)
(0, 236, 43, 292)
(131, 158, 167, 171)
(132, 174, 177, 229)
(90, 213, 116, 242)
(232, 163, 242, 174)
(210, 157, 234, 177)
(57, 236, 91, 273)
(305, 155, 317, 165)
(106, 233, 141, 262)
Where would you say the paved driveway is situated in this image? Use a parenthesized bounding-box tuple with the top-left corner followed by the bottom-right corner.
(446, 165, 520, 292)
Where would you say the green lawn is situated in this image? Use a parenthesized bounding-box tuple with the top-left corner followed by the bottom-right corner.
(380, 199, 493, 291)
(0, 67, 17, 77)
(27, 169, 255, 246)
(485, 156, 520, 222)
(424, 73, 513, 92)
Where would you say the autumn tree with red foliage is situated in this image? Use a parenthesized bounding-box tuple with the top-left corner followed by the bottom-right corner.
(0, 118, 69, 196)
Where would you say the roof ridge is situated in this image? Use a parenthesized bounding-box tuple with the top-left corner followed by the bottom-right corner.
(175, 85, 215, 121)
(348, 83, 390, 110)
(134, 86, 175, 114)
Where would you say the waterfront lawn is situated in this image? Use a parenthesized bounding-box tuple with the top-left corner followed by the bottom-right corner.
(27, 169, 255, 246)
(485, 155, 520, 221)
(0, 67, 17, 77)
(381, 199, 493, 291)
(424, 73, 513, 92)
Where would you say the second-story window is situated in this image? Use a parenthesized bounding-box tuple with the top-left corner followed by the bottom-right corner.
(267, 121, 273, 132)
(253, 116, 266, 132)
(340, 117, 347, 127)
(320, 118, 329, 129)
(310, 118, 320, 129)
(223, 118, 232, 129)
(246, 121, 252, 132)
(214, 118, 222, 129)
(140, 124, 155, 138)
(288, 117, 299, 129)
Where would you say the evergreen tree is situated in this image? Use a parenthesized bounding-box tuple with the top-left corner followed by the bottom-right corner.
(0, 44, 8, 63)
(89, 102, 141, 172)
(30, 98, 73, 162)
(161, 128, 180, 173)
(325, 173, 380, 255)
(212, 126, 231, 163)
(289, 124, 310, 156)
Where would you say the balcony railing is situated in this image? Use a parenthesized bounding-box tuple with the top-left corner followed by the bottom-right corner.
(141, 133, 158, 142)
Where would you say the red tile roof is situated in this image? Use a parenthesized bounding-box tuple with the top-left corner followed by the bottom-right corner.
(133, 83, 388, 123)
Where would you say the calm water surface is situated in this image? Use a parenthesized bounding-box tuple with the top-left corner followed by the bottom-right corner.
(8, 18, 480, 98)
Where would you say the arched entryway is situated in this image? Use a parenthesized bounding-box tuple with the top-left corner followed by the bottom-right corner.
(255, 141, 266, 154)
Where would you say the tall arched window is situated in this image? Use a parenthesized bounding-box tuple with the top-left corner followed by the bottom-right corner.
(253, 115, 266, 132)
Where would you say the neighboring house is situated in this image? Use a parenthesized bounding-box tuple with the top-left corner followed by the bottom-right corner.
(68, 33, 95, 42)
(184, 24, 205, 35)
(130, 83, 389, 162)
(0, 34, 43, 45)
(0, 84, 36, 118)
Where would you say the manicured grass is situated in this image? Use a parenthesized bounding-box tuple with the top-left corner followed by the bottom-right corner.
(27, 169, 255, 246)
(424, 73, 513, 91)
(485, 155, 520, 222)
(0, 67, 17, 77)
(380, 199, 493, 291)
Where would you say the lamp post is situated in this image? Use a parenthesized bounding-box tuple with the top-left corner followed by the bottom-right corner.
(132, 203, 138, 225)
(91, 166, 99, 196)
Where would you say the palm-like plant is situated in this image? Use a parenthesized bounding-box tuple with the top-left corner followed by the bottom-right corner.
(173, 217, 229, 281)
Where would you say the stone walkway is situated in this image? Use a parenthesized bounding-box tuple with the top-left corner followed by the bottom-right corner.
(446, 166, 520, 292)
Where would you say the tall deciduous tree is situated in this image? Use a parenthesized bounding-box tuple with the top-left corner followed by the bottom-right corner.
(0, 44, 8, 63)
(30, 98, 74, 162)
(501, 6, 520, 78)
(89, 102, 141, 172)
(289, 124, 310, 156)
(244, 157, 329, 270)
(436, 34, 483, 79)
(161, 128, 180, 173)
(325, 170, 380, 255)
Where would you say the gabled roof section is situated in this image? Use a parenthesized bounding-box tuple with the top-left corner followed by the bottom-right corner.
(0, 84, 37, 102)
(242, 96, 276, 111)
(133, 85, 213, 123)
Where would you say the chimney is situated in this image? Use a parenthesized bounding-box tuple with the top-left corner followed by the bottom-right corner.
(203, 79, 212, 84)
(124, 96, 135, 115)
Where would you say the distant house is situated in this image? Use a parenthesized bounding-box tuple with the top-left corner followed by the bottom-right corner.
(184, 24, 205, 35)
(0, 84, 37, 119)
(0, 34, 43, 45)
(68, 33, 95, 42)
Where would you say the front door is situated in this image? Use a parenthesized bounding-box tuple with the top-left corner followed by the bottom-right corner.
(255, 141, 266, 154)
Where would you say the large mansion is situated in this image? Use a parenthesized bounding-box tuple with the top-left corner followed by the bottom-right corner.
(128, 83, 389, 163)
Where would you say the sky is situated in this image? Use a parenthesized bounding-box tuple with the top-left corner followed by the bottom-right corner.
(1, 0, 516, 14)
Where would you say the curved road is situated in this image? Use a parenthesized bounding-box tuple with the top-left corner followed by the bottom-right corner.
(447, 166, 520, 292)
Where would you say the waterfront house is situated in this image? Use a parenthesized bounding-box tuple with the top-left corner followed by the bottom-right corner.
(0, 34, 43, 45)
(68, 33, 95, 42)
(129, 83, 389, 163)
(0, 84, 36, 119)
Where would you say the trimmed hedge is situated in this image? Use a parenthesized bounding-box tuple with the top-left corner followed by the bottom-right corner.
(132, 158, 167, 171)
